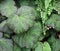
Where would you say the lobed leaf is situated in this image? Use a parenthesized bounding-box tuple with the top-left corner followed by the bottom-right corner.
(0, 0, 17, 17)
(12, 22, 42, 48)
(7, 6, 37, 34)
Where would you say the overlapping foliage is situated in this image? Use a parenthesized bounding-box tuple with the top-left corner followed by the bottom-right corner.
(0, 0, 60, 51)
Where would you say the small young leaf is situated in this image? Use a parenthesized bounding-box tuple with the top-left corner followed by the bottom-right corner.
(43, 42, 51, 51)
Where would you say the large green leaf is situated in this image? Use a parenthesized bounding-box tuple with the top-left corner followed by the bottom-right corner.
(7, 6, 36, 34)
(45, 14, 60, 31)
(0, 0, 17, 17)
(0, 38, 13, 51)
(12, 22, 42, 48)
(17, 6, 37, 19)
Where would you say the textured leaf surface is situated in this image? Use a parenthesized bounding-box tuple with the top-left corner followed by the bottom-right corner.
(12, 22, 42, 48)
(48, 35, 60, 51)
(7, 6, 36, 34)
(45, 14, 60, 31)
(0, 38, 13, 51)
(14, 44, 30, 51)
(17, 6, 37, 19)
(0, 0, 17, 17)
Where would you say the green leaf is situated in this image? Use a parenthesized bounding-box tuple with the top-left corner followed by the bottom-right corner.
(34, 42, 51, 51)
(48, 35, 60, 51)
(55, 21, 60, 31)
(52, 40, 60, 51)
(36, 0, 44, 11)
(54, 2, 60, 14)
(0, 38, 13, 51)
(20, 0, 29, 6)
(22, 48, 30, 51)
(14, 43, 21, 51)
(17, 6, 37, 18)
(7, 6, 36, 34)
(0, 20, 13, 34)
(0, 0, 17, 17)
(0, 32, 3, 38)
(45, 14, 60, 31)
(12, 22, 42, 48)
(41, 11, 48, 23)
(35, 42, 43, 51)
(47, 4, 54, 15)
(43, 42, 51, 51)
(4, 33, 11, 38)
(45, 0, 52, 9)
(7, 15, 34, 34)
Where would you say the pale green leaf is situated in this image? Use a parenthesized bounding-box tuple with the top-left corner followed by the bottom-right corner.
(0, 38, 13, 51)
(12, 22, 42, 48)
(7, 6, 36, 34)
(0, 20, 13, 34)
(0, 0, 17, 17)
